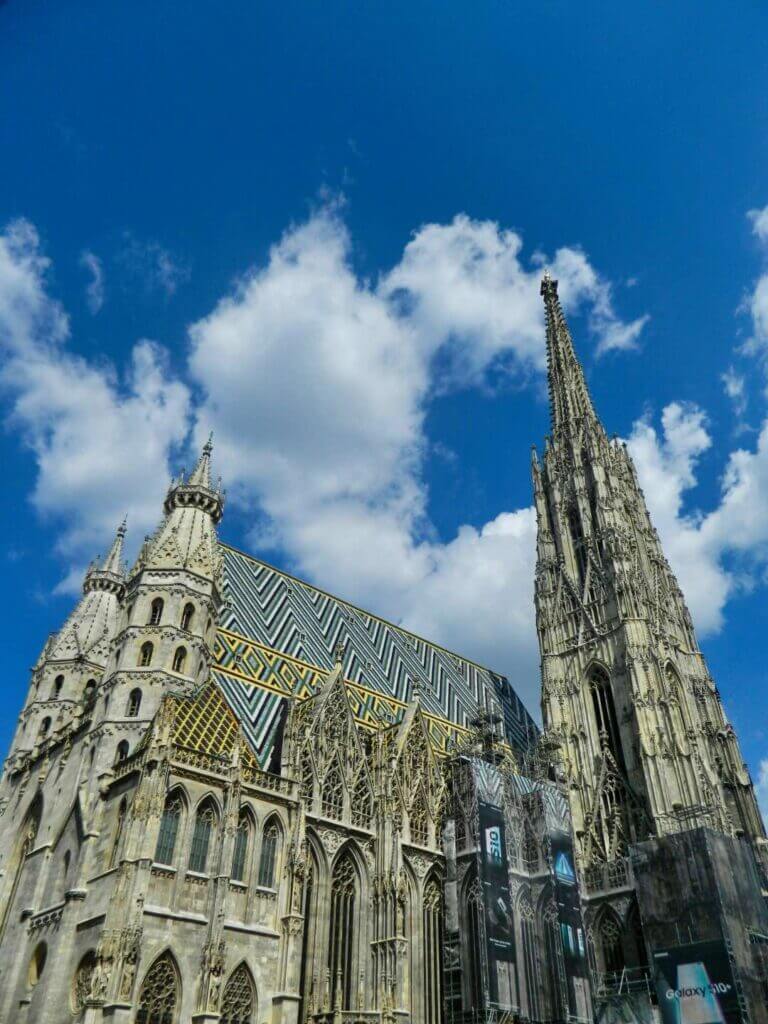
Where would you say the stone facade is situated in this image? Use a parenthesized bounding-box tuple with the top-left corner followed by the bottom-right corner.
(531, 272, 768, 993)
(0, 442, 453, 1024)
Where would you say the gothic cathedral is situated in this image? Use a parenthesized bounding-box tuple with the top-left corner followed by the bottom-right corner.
(0, 277, 766, 1024)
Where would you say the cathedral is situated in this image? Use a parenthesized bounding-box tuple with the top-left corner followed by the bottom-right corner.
(0, 275, 766, 1024)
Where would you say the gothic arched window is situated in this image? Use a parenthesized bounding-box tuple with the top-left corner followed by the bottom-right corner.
(189, 800, 217, 873)
(321, 762, 344, 819)
(38, 717, 51, 739)
(110, 798, 127, 868)
(351, 773, 373, 829)
(139, 642, 154, 668)
(589, 667, 626, 772)
(52, 675, 64, 699)
(519, 890, 540, 1017)
(328, 853, 358, 1009)
(84, 679, 97, 704)
(599, 912, 624, 975)
(148, 598, 164, 626)
(0, 796, 41, 938)
(155, 792, 183, 866)
(27, 941, 47, 989)
(231, 811, 251, 883)
(257, 820, 281, 888)
(126, 688, 142, 717)
(115, 740, 129, 764)
(410, 792, 429, 846)
(181, 603, 195, 632)
(220, 963, 256, 1024)
(136, 952, 180, 1024)
(71, 950, 97, 1013)
(423, 876, 444, 1024)
(172, 646, 187, 674)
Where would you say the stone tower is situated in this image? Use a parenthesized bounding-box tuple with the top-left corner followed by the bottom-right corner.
(531, 271, 767, 975)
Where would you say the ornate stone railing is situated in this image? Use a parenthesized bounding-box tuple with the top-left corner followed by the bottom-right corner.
(582, 856, 631, 894)
(171, 744, 229, 775)
(240, 762, 294, 796)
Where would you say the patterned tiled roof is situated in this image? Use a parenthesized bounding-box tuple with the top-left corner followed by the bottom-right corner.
(212, 543, 539, 767)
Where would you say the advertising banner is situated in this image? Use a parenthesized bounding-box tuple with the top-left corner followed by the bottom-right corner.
(652, 940, 739, 1024)
(478, 797, 516, 1007)
(549, 827, 590, 1019)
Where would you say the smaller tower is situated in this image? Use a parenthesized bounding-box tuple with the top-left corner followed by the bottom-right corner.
(4, 521, 127, 768)
(102, 437, 225, 746)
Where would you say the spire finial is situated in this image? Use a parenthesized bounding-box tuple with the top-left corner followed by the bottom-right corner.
(541, 271, 600, 436)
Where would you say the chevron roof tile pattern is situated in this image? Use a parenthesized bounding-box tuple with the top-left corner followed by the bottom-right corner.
(213, 543, 539, 766)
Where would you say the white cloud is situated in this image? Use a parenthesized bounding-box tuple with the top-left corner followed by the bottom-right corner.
(80, 249, 104, 314)
(188, 207, 648, 708)
(627, 401, 768, 636)
(0, 220, 190, 586)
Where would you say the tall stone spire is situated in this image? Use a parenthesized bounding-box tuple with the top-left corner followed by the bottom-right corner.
(541, 270, 600, 439)
(532, 273, 767, 977)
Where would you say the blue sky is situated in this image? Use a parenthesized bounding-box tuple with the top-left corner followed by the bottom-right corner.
(2, 1, 768, 805)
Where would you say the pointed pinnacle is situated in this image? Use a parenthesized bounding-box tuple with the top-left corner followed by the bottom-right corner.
(101, 518, 127, 574)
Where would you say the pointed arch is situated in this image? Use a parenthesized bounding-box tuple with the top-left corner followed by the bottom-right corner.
(148, 597, 164, 625)
(136, 950, 181, 1024)
(587, 664, 626, 772)
(221, 961, 256, 1024)
(189, 796, 219, 873)
(328, 847, 361, 1010)
(0, 791, 43, 939)
(139, 642, 154, 667)
(422, 870, 444, 1024)
(596, 906, 624, 975)
(154, 787, 187, 866)
(71, 949, 97, 1013)
(180, 602, 195, 632)
(172, 646, 187, 674)
(409, 787, 429, 846)
(231, 805, 255, 883)
(351, 770, 373, 829)
(115, 739, 130, 763)
(127, 688, 142, 717)
(257, 813, 283, 889)
(27, 941, 47, 989)
(321, 757, 344, 819)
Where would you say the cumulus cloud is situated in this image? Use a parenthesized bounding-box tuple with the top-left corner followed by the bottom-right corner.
(80, 249, 104, 314)
(187, 207, 648, 705)
(627, 401, 768, 636)
(0, 220, 190, 588)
